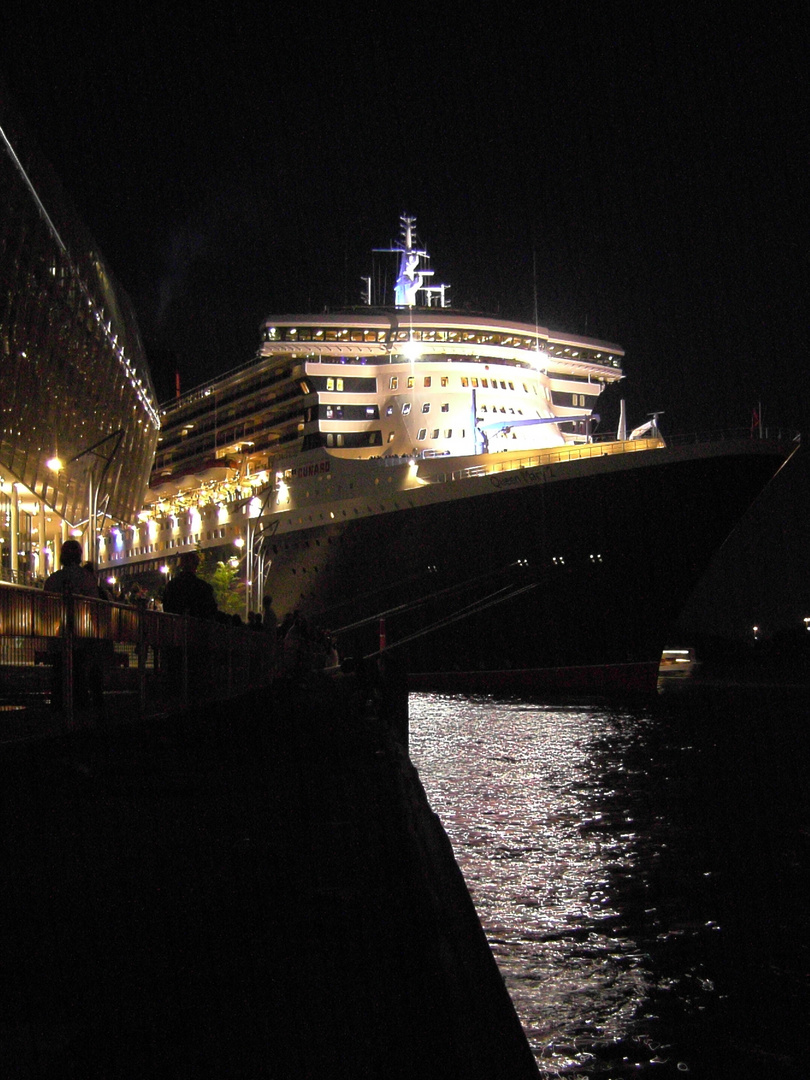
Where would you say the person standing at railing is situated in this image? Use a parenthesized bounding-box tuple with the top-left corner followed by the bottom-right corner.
(162, 552, 218, 620)
(44, 540, 99, 599)
(44, 539, 100, 711)
(161, 552, 219, 701)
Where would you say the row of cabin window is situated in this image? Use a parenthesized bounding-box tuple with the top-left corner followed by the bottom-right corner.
(414, 428, 463, 441)
(321, 428, 466, 448)
(388, 375, 530, 392)
(383, 402, 526, 417)
(322, 374, 540, 394)
(264, 326, 617, 364)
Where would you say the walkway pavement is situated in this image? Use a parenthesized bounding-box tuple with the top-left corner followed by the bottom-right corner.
(1, 678, 539, 1077)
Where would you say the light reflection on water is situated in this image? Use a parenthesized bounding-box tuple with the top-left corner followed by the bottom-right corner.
(409, 693, 710, 1076)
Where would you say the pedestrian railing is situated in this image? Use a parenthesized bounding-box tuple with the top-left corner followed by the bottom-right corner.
(0, 582, 276, 732)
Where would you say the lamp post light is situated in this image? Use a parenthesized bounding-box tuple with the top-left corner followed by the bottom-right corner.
(46, 431, 124, 565)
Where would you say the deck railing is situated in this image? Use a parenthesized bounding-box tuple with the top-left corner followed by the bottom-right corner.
(434, 428, 797, 485)
(0, 582, 276, 733)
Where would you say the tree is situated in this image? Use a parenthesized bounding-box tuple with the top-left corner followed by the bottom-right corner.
(197, 550, 244, 617)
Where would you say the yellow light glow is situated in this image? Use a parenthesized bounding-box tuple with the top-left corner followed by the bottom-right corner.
(46, 456, 63, 472)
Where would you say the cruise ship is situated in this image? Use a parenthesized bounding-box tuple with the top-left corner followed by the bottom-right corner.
(99, 218, 795, 693)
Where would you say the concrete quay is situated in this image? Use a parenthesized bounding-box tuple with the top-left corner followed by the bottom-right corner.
(1, 677, 539, 1078)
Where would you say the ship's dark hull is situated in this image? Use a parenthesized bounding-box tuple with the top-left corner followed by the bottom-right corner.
(262, 438, 792, 695)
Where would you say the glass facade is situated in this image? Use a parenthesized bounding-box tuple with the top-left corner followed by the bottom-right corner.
(1, 98, 159, 580)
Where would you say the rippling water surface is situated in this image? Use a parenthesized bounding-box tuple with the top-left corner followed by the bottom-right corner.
(408, 689, 808, 1078)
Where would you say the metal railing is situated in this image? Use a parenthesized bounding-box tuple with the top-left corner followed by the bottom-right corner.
(435, 428, 799, 485)
(1, 582, 276, 732)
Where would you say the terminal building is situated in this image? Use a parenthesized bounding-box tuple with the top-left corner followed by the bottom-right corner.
(0, 97, 159, 584)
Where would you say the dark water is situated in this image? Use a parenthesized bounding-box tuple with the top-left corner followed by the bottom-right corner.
(408, 686, 809, 1078)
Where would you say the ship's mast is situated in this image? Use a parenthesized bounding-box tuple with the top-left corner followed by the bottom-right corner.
(394, 215, 431, 306)
(372, 215, 449, 307)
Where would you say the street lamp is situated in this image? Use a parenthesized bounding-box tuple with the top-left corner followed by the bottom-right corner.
(53, 429, 124, 564)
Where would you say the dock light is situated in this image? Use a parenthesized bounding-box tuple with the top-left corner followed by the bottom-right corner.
(234, 537, 245, 549)
(160, 564, 169, 575)
(46, 456, 63, 472)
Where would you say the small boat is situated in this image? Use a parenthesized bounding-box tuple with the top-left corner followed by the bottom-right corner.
(658, 648, 700, 679)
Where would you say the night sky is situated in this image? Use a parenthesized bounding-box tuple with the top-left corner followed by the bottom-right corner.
(3, 6, 808, 633)
(4, 7, 805, 429)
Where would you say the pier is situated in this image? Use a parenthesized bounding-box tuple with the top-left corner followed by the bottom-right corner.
(1, 606, 539, 1076)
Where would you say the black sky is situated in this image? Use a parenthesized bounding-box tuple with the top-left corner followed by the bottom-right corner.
(2, 6, 806, 436)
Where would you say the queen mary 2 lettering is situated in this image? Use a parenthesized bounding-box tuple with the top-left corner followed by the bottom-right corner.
(100, 216, 798, 694)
